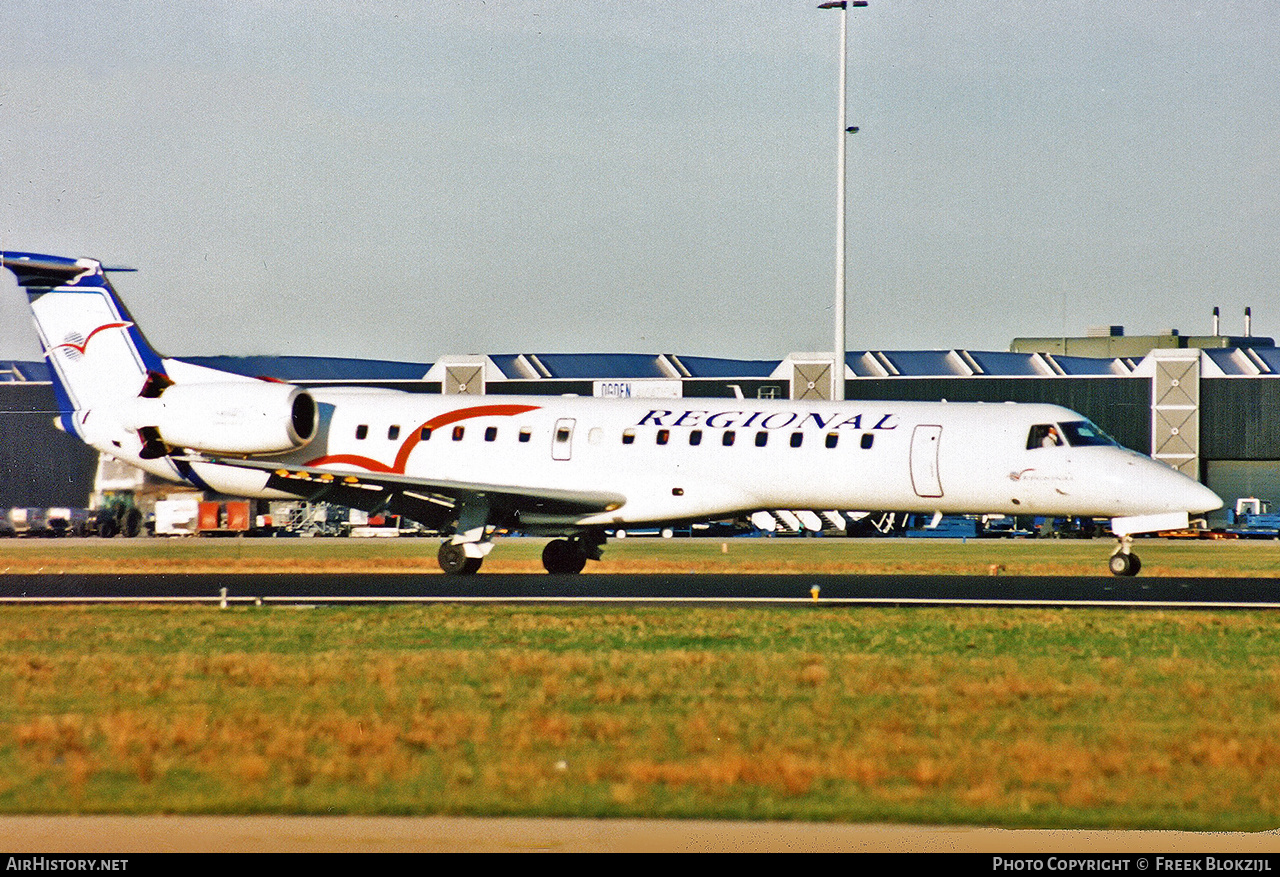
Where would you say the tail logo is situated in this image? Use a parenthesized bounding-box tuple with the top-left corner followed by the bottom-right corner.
(49, 321, 134, 360)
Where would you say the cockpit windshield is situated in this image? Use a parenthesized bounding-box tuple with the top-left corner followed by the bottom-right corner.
(1058, 420, 1115, 447)
(1027, 420, 1116, 449)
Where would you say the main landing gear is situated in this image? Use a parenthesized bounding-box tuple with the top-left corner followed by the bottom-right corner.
(541, 538, 587, 574)
(542, 533, 605, 574)
(437, 541, 482, 575)
(1108, 535, 1141, 577)
(437, 532, 606, 575)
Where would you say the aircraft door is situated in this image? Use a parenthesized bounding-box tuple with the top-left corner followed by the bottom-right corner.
(910, 424, 944, 498)
(552, 418, 575, 461)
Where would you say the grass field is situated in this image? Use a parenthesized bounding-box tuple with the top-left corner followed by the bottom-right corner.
(1, 536, 1280, 830)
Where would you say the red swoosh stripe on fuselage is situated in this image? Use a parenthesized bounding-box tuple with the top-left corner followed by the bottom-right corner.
(305, 403, 541, 474)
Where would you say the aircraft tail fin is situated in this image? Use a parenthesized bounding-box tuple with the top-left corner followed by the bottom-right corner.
(1, 252, 164, 435)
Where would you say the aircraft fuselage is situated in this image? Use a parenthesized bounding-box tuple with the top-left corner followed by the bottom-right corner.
(147, 389, 1215, 529)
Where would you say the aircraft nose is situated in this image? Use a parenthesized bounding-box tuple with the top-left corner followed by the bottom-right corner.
(1186, 478, 1224, 514)
(1151, 461, 1223, 514)
(1114, 452, 1223, 515)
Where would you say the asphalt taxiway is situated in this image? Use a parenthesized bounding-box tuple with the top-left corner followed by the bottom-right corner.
(1, 572, 1278, 608)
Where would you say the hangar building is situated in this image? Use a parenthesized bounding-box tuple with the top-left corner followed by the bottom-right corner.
(2, 322, 1278, 528)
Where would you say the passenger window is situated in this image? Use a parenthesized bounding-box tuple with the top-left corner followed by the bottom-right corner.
(860, 433, 874, 450)
(420, 427, 433, 441)
(622, 429, 636, 445)
(388, 425, 400, 440)
(722, 431, 736, 447)
(689, 430, 702, 446)
(356, 424, 368, 440)
(519, 428, 532, 443)
(656, 429, 670, 445)
(484, 426, 497, 442)
(825, 433, 839, 449)
(755, 431, 768, 447)
(790, 432, 803, 448)
(452, 426, 465, 441)
(1027, 424, 1062, 450)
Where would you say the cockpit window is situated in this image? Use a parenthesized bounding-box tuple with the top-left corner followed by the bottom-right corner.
(1058, 420, 1115, 447)
(1027, 424, 1063, 449)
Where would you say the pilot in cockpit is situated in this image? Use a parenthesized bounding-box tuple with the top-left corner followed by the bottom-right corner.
(1027, 424, 1062, 449)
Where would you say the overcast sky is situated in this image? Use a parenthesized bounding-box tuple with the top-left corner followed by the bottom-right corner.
(2, 1, 1277, 364)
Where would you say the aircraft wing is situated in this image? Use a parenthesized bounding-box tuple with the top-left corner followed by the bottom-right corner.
(190, 455, 626, 528)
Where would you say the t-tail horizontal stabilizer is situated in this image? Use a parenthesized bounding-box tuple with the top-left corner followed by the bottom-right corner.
(1, 251, 163, 424)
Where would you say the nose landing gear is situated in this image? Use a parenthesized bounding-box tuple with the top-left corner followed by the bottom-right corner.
(1108, 535, 1141, 577)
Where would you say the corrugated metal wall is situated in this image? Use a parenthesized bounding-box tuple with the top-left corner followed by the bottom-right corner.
(0, 386, 99, 508)
(838, 378, 1154, 454)
(1201, 379, 1280, 461)
(1205, 461, 1280, 518)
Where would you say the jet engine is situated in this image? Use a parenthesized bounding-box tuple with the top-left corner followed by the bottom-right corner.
(120, 380, 317, 457)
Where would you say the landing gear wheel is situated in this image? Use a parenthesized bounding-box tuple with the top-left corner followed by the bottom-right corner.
(542, 538, 588, 575)
(1108, 552, 1141, 577)
(438, 542, 482, 575)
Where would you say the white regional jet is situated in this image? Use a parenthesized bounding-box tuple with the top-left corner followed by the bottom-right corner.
(3, 252, 1222, 576)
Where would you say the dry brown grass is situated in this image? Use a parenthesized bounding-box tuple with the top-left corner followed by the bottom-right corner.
(1, 604, 1279, 829)
(2, 533, 1279, 577)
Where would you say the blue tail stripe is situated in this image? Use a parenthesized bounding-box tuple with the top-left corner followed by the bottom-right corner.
(46, 369, 80, 438)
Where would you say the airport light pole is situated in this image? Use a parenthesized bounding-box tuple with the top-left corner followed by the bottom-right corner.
(819, 0, 866, 401)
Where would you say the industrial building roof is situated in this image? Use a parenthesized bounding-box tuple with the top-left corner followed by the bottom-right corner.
(845, 350, 1133, 378)
(0, 361, 51, 382)
(4, 344, 1278, 385)
(497, 353, 674, 380)
(1202, 347, 1280, 376)
(669, 355, 779, 378)
(185, 356, 433, 382)
(437, 353, 778, 381)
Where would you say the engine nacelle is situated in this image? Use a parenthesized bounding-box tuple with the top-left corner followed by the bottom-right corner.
(120, 381, 317, 456)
